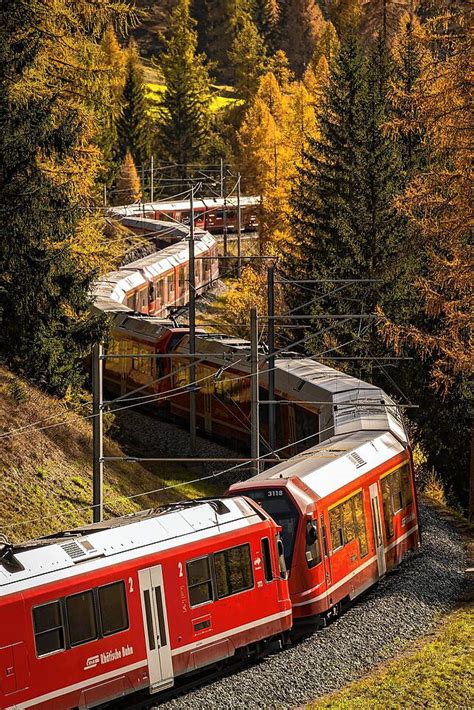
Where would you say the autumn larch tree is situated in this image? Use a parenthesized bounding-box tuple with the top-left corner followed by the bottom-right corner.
(97, 24, 127, 183)
(115, 151, 142, 204)
(380, 4, 472, 514)
(280, 0, 325, 76)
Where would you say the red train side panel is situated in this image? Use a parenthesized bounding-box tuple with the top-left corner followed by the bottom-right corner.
(230, 431, 420, 622)
(0, 498, 291, 709)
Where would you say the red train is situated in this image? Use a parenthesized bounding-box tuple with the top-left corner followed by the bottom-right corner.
(0, 498, 291, 709)
(109, 196, 260, 234)
(93, 233, 218, 318)
(230, 432, 420, 623)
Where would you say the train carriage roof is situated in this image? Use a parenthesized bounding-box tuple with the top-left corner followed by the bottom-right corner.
(172, 332, 407, 445)
(0, 498, 265, 596)
(108, 196, 260, 218)
(234, 430, 405, 501)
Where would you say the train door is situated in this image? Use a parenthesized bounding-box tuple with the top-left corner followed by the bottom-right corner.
(138, 565, 174, 693)
(369, 483, 386, 577)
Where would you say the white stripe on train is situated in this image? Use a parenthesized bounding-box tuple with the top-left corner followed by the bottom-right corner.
(7, 610, 292, 710)
(292, 525, 419, 608)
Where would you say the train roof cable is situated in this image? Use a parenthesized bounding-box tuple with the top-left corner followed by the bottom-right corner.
(1, 423, 337, 534)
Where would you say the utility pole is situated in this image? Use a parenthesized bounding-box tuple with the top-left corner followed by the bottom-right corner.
(267, 265, 276, 455)
(250, 307, 260, 476)
(189, 186, 197, 450)
(92, 343, 104, 523)
(150, 155, 154, 203)
(237, 173, 242, 279)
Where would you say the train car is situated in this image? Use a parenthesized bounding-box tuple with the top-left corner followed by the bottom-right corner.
(92, 232, 218, 319)
(108, 197, 260, 234)
(229, 431, 420, 624)
(0, 498, 291, 710)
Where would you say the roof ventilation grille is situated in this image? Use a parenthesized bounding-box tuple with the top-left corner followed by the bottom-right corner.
(349, 452, 366, 468)
(60, 539, 101, 563)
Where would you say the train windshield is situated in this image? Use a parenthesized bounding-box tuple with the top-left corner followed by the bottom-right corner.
(243, 489, 299, 570)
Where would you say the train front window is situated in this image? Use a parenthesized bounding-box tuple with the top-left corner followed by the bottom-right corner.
(242, 489, 299, 569)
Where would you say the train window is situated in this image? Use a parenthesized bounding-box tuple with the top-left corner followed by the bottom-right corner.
(305, 520, 322, 568)
(33, 601, 65, 657)
(261, 538, 273, 582)
(167, 274, 174, 294)
(174, 358, 190, 387)
(187, 556, 213, 607)
(65, 590, 97, 646)
(243, 489, 299, 569)
(329, 490, 368, 555)
(353, 492, 368, 557)
(214, 544, 253, 598)
(276, 535, 287, 578)
(401, 466, 413, 507)
(342, 499, 356, 543)
(179, 268, 185, 289)
(381, 476, 394, 538)
(98, 582, 129, 636)
(329, 507, 344, 551)
(157, 279, 164, 301)
(381, 465, 413, 538)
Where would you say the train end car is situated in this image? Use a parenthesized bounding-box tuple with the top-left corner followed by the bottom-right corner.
(229, 430, 420, 624)
(0, 498, 291, 710)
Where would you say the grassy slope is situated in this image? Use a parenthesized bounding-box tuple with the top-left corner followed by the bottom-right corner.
(143, 66, 242, 115)
(0, 368, 198, 543)
(310, 604, 473, 709)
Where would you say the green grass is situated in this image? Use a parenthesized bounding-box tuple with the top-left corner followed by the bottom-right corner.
(146, 82, 242, 114)
(310, 605, 474, 709)
(0, 368, 190, 542)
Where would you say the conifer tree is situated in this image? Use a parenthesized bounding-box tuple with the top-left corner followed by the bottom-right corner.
(156, 0, 212, 173)
(328, 0, 362, 38)
(310, 20, 340, 70)
(97, 24, 126, 182)
(281, 0, 325, 76)
(0, 0, 130, 395)
(289, 31, 412, 368)
(255, 0, 281, 51)
(228, 7, 267, 103)
(115, 151, 142, 204)
(267, 50, 295, 89)
(117, 41, 150, 167)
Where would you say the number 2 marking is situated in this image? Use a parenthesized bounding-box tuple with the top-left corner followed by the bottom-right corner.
(128, 577, 134, 593)
(178, 562, 184, 577)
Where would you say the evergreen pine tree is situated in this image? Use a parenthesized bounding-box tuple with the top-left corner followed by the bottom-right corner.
(228, 6, 267, 103)
(97, 24, 126, 183)
(289, 32, 412, 371)
(0, 0, 128, 395)
(117, 41, 150, 167)
(255, 0, 281, 51)
(156, 0, 212, 173)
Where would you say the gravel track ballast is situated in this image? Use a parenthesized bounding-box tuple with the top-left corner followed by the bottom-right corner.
(159, 503, 465, 709)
